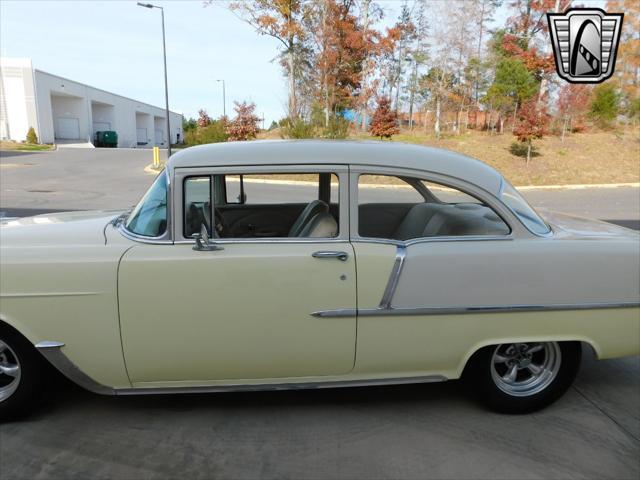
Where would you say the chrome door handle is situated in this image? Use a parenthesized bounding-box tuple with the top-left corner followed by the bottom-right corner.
(312, 251, 349, 261)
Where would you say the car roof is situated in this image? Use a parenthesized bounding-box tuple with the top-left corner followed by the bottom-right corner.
(167, 140, 504, 195)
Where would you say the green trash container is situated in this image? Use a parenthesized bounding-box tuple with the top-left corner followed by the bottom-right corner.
(102, 131, 118, 148)
(94, 131, 118, 148)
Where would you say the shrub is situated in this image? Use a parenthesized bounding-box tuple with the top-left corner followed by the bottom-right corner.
(509, 141, 539, 158)
(628, 97, 640, 120)
(183, 117, 197, 133)
(323, 115, 350, 139)
(280, 118, 315, 139)
(589, 83, 619, 128)
(184, 120, 228, 146)
(26, 127, 38, 144)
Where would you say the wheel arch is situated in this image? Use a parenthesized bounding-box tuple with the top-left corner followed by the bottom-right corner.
(458, 336, 594, 378)
(0, 314, 40, 348)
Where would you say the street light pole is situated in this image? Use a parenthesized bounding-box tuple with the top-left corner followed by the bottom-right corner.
(138, 2, 172, 157)
(217, 79, 226, 118)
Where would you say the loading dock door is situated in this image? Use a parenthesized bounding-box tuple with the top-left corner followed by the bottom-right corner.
(56, 118, 80, 139)
(155, 129, 164, 145)
(93, 122, 111, 134)
(137, 128, 147, 145)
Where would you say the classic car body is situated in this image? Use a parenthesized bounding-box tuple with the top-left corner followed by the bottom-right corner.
(1, 141, 638, 413)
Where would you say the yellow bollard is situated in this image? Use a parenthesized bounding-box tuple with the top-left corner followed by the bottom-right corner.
(152, 146, 160, 168)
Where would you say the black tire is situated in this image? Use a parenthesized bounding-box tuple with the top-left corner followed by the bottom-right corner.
(0, 327, 44, 421)
(464, 341, 581, 414)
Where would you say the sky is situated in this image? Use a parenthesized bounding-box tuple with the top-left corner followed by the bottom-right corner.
(0, 0, 609, 125)
(0, 0, 406, 125)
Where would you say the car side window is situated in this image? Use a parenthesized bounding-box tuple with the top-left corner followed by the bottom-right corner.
(358, 174, 510, 241)
(184, 172, 340, 239)
(184, 176, 211, 238)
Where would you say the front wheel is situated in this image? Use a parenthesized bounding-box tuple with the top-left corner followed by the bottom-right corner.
(465, 341, 581, 414)
(0, 329, 44, 420)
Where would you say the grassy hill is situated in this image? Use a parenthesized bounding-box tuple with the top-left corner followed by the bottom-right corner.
(259, 127, 640, 186)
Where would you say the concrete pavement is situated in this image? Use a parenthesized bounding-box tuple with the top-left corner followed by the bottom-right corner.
(1, 350, 638, 480)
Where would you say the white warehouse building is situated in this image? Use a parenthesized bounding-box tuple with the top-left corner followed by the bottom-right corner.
(0, 58, 183, 147)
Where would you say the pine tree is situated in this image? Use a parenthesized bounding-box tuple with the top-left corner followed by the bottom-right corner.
(26, 127, 38, 144)
(369, 97, 399, 139)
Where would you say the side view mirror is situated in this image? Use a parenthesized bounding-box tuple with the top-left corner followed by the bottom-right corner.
(193, 223, 223, 251)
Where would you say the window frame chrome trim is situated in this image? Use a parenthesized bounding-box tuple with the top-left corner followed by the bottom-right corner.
(173, 164, 351, 245)
(119, 167, 173, 245)
(348, 165, 533, 241)
(497, 177, 554, 238)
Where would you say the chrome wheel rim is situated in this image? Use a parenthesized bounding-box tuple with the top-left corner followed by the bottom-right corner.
(490, 342, 561, 397)
(0, 339, 21, 402)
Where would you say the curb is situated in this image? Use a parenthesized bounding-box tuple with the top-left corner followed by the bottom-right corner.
(515, 182, 639, 190)
(144, 164, 164, 174)
(225, 177, 640, 191)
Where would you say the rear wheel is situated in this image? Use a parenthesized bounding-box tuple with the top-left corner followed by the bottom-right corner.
(465, 341, 581, 413)
(0, 329, 43, 420)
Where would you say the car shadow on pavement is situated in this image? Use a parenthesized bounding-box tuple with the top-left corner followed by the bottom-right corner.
(36, 371, 474, 420)
(28, 347, 634, 420)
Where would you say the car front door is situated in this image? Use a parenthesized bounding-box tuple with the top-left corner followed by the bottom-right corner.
(118, 165, 356, 386)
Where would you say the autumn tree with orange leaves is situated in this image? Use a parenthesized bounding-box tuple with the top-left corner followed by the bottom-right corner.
(513, 99, 550, 162)
(227, 102, 261, 141)
(219, 0, 306, 120)
(369, 97, 399, 139)
(558, 84, 591, 138)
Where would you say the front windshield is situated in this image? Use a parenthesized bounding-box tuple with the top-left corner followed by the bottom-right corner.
(124, 170, 168, 237)
(500, 181, 551, 235)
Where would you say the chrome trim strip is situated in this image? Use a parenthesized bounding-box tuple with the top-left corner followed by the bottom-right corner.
(379, 245, 407, 309)
(114, 375, 447, 396)
(35, 341, 115, 395)
(311, 308, 357, 318)
(310, 301, 640, 318)
(351, 234, 515, 247)
(0, 292, 99, 299)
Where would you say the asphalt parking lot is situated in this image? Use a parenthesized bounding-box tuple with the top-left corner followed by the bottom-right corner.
(1, 147, 639, 479)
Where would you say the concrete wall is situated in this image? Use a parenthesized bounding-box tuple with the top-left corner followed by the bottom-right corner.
(34, 70, 183, 147)
(0, 58, 39, 142)
(1, 58, 183, 147)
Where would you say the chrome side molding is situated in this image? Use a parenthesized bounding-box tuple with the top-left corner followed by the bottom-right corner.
(311, 301, 640, 318)
(33, 340, 448, 396)
(115, 375, 447, 396)
(35, 341, 115, 395)
(379, 245, 407, 309)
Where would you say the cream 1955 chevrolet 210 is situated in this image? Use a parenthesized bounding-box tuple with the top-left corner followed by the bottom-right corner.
(1, 141, 639, 417)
